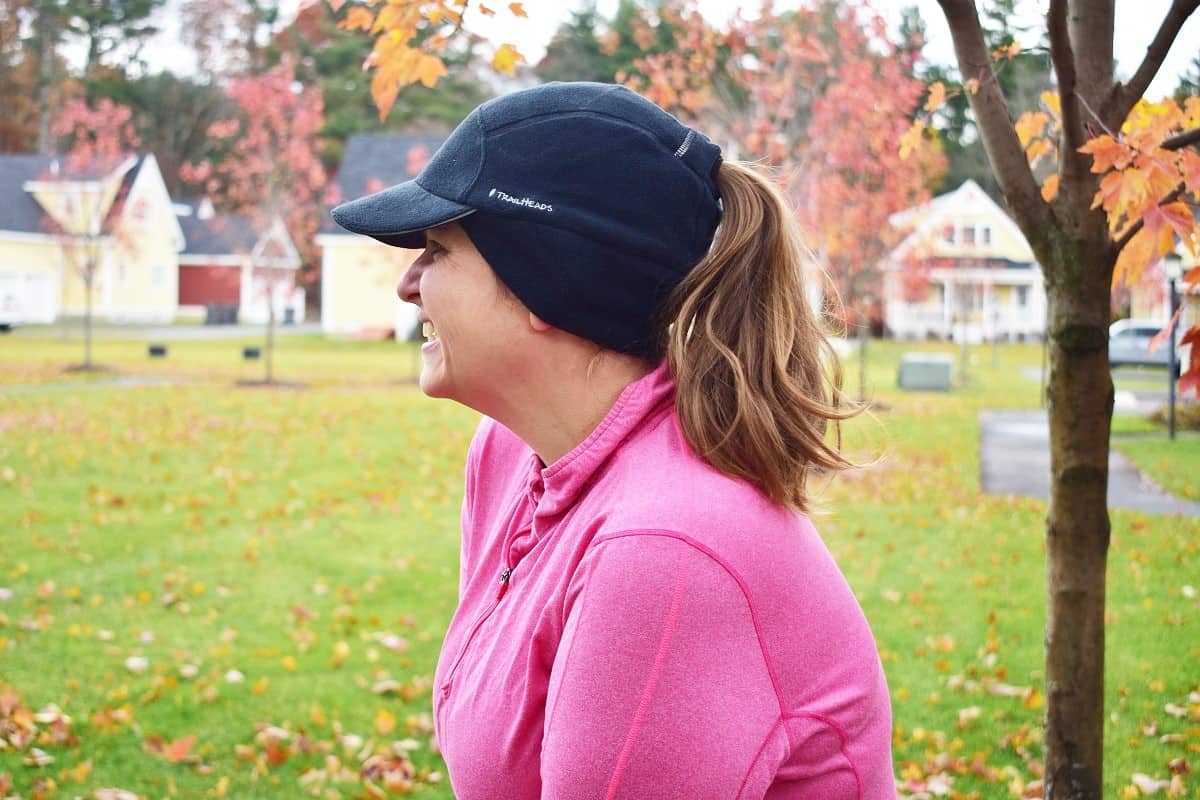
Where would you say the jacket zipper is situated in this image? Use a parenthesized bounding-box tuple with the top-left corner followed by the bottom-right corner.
(439, 520, 524, 701)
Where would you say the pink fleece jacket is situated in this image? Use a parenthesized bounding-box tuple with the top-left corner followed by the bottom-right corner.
(432, 360, 895, 799)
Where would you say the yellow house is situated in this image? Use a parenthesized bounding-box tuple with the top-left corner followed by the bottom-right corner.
(317, 133, 446, 339)
(0, 153, 183, 326)
(883, 179, 1047, 342)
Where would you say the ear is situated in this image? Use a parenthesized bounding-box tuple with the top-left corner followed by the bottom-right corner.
(528, 311, 553, 332)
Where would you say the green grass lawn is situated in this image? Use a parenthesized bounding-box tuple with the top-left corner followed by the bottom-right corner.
(1, 333, 1196, 799)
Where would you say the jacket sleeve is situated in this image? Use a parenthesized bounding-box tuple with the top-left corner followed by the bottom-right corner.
(540, 531, 783, 800)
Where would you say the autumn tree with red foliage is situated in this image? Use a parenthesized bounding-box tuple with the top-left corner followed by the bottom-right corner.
(182, 59, 327, 382)
(618, 3, 945, 331)
(45, 97, 140, 369)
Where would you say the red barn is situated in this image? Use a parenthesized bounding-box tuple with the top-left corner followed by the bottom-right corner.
(176, 198, 304, 324)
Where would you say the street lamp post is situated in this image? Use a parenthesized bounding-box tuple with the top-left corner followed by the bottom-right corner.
(1164, 254, 1182, 441)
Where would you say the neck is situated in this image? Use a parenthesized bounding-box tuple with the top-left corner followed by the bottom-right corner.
(487, 350, 656, 467)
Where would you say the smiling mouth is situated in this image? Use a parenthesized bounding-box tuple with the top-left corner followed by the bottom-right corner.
(422, 321, 439, 341)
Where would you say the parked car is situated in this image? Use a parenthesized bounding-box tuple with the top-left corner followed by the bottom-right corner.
(1109, 318, 1188, 370)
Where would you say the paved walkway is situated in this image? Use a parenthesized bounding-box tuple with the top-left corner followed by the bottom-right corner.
(0, 376, 183, 395)
(4, 322, 322, 341)
(979, 410, 1200, 516)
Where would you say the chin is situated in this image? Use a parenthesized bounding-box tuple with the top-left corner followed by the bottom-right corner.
(418, 371, 451, 399)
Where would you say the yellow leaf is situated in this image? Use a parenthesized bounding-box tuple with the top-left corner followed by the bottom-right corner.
(899, 120, 925, 161)
(924, 81, 946, 113)
(491, 43, 525, 75)
(1041, 90, 1061, 116)
(1014, 111, 1049, 148)
(1025, 138, 1052, 167)
(964, 78, 981, 95)
(1041, 174, 1059, 203)
(478, 2, 494, 15)
(509, 2, 527, 17)
(375, 708, 396, 735)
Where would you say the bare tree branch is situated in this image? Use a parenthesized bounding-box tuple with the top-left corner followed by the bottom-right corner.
(1104, 0, 1200, 128)
(936, 0, 1053, 235)
(1163, 127, 1200, 151)
(1112, 182, 1187, 252)
(1048, 0, 1089, 177)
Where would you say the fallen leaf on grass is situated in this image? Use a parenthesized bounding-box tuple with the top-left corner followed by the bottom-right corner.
(92, 790, 138, 800)
(145, 734, 199, 764)
(375, 708, 396, 735)
(1130, 773, 1171, 794)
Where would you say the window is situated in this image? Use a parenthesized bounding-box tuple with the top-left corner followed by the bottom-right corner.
(980, 226, 992, 245)
(942, 224, 955, 243)
(1016, 285, 1029, 307)
(963, 226, 976, 246)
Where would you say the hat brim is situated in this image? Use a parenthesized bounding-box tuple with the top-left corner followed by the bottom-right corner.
(330, 179, 476, 249)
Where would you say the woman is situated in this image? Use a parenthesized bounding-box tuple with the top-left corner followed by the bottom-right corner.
(332, 82, 893, 799)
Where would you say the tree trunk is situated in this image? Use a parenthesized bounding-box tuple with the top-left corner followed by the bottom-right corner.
(857, 322, 867, 402)
(83, 263, 94, 369)
(265, 290, 275, 384)
(1041, 241, 1114, 800)
(34, 0, 57, 154)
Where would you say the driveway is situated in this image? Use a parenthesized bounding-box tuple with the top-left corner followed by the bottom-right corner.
(979, 409, 1200, 516)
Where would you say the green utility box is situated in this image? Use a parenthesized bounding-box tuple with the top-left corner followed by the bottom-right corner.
(897, 352, 954, 391)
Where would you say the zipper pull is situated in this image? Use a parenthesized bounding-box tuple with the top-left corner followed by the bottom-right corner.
(497, 567, 513, 600)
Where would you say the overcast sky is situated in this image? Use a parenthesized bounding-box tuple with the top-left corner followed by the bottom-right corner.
(138, 0, 1199, 100)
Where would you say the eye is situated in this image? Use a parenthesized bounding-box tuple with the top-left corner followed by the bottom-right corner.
(423, 240, 446, 259)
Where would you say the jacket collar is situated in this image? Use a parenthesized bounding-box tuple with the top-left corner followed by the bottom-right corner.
(522, 359, 675, 518)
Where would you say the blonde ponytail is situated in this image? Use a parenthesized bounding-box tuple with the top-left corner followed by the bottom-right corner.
(657, 160, 861, 513)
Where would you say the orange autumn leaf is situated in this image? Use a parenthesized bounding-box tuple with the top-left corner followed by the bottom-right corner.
(340, 6, 375, 32)
(416, 54, 447, 88)
(1078, 134, 1132, 173)
(1041, 173, 1059, 202)
(1113, 221, 1176, 288)
(508, 2, 527, 17)
(1144, 201, 1196, 251)
(163, 735, 196, 763)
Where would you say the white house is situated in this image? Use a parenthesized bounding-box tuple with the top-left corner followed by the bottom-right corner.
(883, 180, 1047, 343)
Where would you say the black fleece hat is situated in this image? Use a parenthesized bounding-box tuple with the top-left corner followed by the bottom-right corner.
(330, 81, 723, 357)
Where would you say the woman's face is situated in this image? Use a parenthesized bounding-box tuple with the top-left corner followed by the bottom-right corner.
(397, 222, 528, 408)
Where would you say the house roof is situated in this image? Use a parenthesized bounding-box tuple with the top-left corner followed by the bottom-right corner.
(0, 155, 63, 234)
(321, 133, 447, 235)
(0, 152, 141, 236)
(886, 179, 1035, 265)
(175, 201, 261, 256)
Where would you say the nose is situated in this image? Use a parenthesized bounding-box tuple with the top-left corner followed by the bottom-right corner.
(397, 257, 423, 304)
